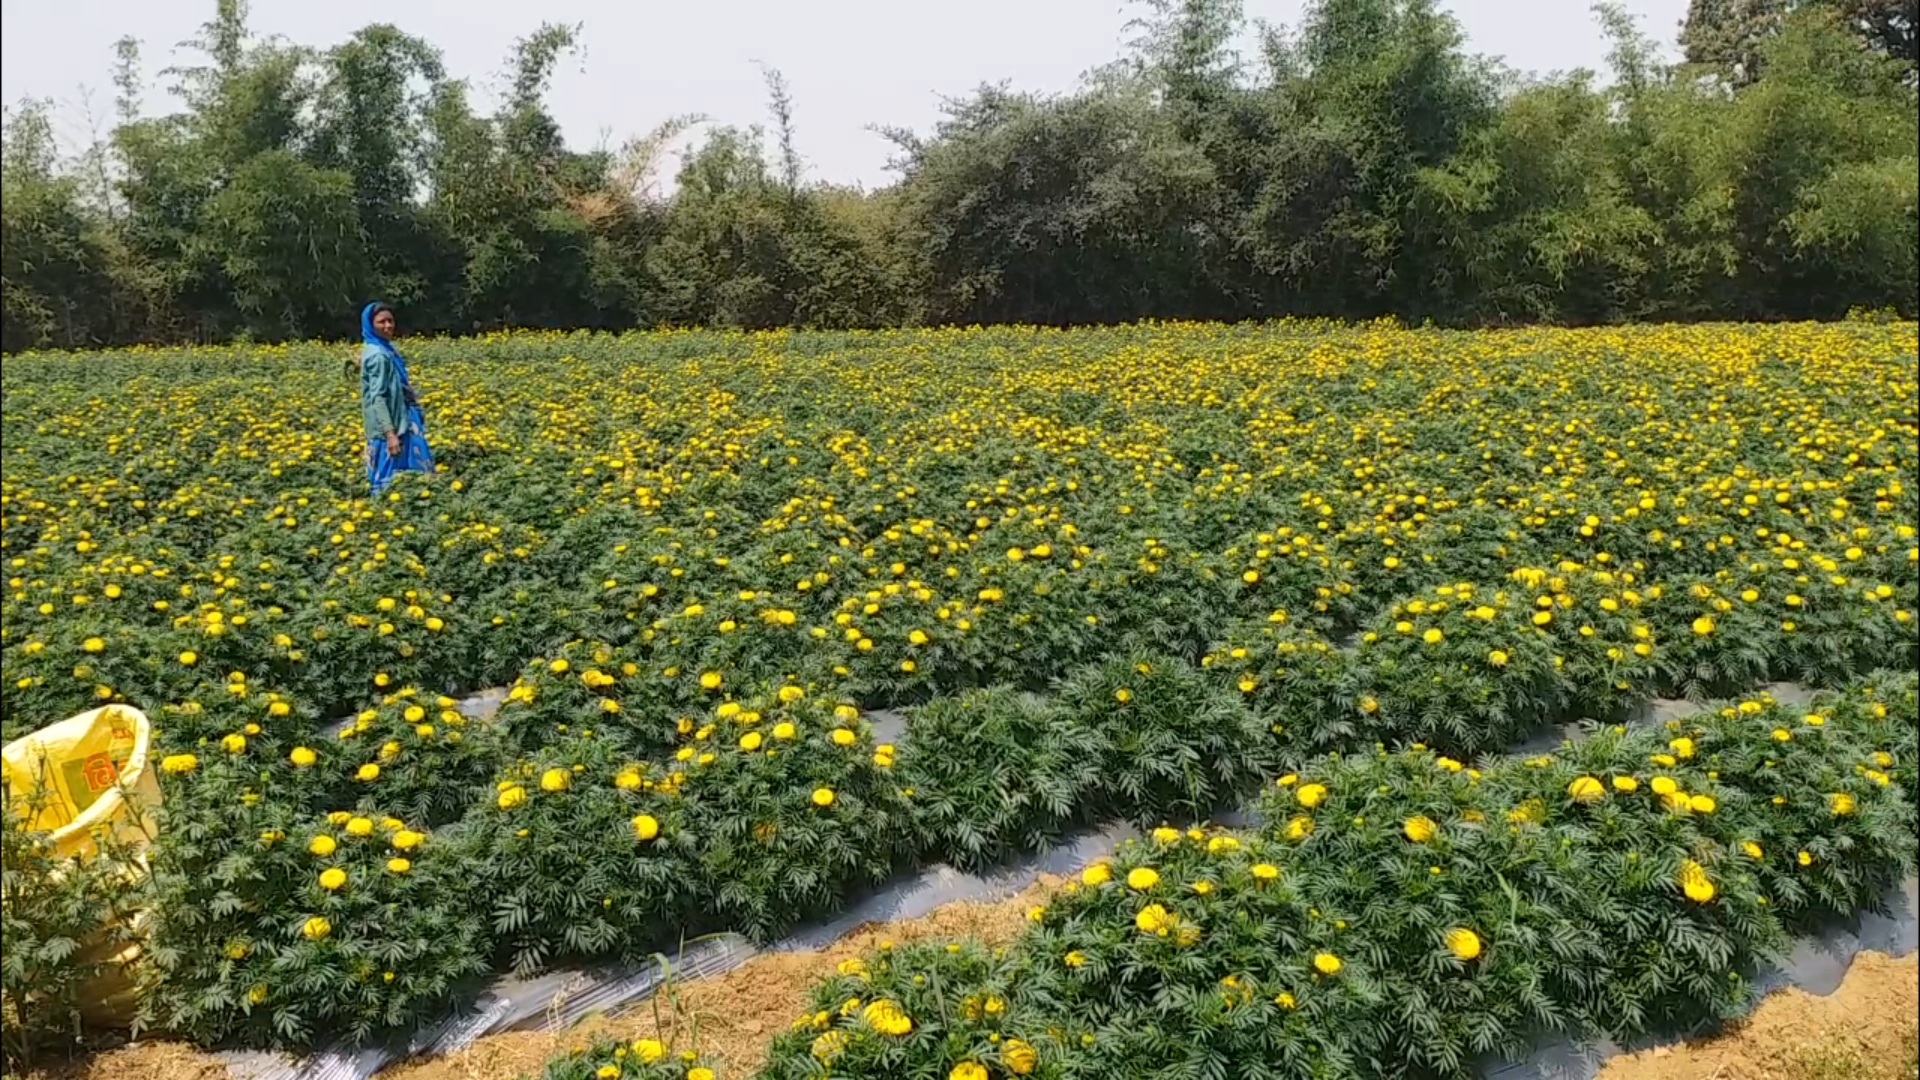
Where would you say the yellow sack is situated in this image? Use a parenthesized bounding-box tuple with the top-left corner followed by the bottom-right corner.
(3, 704, 161, 859)
(3, 704, 161, 1028)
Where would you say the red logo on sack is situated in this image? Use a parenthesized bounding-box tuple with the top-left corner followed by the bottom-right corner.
(82, 753, 120, 793)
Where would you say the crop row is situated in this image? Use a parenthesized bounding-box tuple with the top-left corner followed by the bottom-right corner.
(535, 674, 1918, 1080)
(129, 570, 1916, 1052)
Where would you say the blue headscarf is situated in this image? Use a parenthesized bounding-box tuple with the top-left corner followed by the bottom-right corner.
(360, 301, 415, 390)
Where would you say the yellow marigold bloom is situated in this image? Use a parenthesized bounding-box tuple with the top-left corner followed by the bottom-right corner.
(540, 768, 570, 792)
(1679, 860, 1715, 903)
(318, 867, 348, 891)
(356, 763, 380, 782)
(740, 731, 764, 752)
(632, 814, 661, 841)
(1692, 616, 1715, 635)
(1082, 863, 1113, 886)
(161, 753, 199, 775)
(1612, 776, 1639, 793)
(1276, 991, 1298, 1009)
(302, 916, 331, 940)
(772, 721, 797, 740)
(289, 746, 317, 767)
(497, 785, 527, 810)
(633, 1040, 665, 1062)
(1285, 815, 1314, 841)
(1487, 649, 1509, 667)
(1422, 628, 1444, 644)
(309, 834, 337, 857)
(222, 733, 247, 754)
(1295, 783, 1328, 809)
(1567, 776, 1605, 803)
(832, 728, 857, 746)
(1829, 792, 1857, 815)
(1003, 1038, 1038, 1075)
(1135, 903, 1172, 935)
(1251, 863, 1279, 880)
(1313, 952, 1342, 975)
(1127, 867, 1161, 890)
(1445, 928, 1483, 961)
(1403, 815, 1438, 843)
(345, 817, 374, 837)
(951, 1063, 989, 1080)
(391, 829, 424, 850)
(811, 1030, 848, 1061)
(1689, 794, 1717, 814)
(1152, 826, 1181, 844)
(1670, 737, 1695, 759)
(811, 787, 835, 807)
(1650, 776, 1679, 795)
(699, 671, 722, 690)
(1742, 841, 1764, 859)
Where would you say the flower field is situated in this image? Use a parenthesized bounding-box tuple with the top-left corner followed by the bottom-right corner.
(1, 320, 1917, 1079)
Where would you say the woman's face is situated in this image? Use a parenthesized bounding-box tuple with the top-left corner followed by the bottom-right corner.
(373, 309, 396, 338)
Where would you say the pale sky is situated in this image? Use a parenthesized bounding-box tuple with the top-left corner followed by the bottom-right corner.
(1, 0, 1684, 190)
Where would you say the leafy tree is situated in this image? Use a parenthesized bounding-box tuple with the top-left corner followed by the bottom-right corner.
(1, 0, 1915, 348)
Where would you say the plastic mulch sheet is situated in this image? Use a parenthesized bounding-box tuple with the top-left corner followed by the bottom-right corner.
(220, 684, 1919, 1080)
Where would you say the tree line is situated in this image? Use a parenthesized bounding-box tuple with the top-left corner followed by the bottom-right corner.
(3, 0, 1915, 352)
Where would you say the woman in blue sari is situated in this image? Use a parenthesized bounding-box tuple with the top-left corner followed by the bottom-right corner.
(359, 302, 435, 494)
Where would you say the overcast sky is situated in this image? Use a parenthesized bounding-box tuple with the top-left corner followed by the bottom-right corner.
(1, 0, 1684, 190)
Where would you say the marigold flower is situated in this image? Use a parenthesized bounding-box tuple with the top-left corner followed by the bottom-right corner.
(1567, 776, 1605, 803)
(1679, 860, 1716, 903)
(1135, 903, 1172, 935)
(1445, 927, 1483, 961)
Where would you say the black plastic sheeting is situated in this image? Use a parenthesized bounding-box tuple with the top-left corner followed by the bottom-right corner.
(217, 685, 1919, 1080)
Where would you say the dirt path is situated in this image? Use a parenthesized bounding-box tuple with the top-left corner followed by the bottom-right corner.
(1598, 950, 1918, 1080)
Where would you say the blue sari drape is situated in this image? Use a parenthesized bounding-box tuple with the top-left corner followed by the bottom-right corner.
(360, 303, 435, 495)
